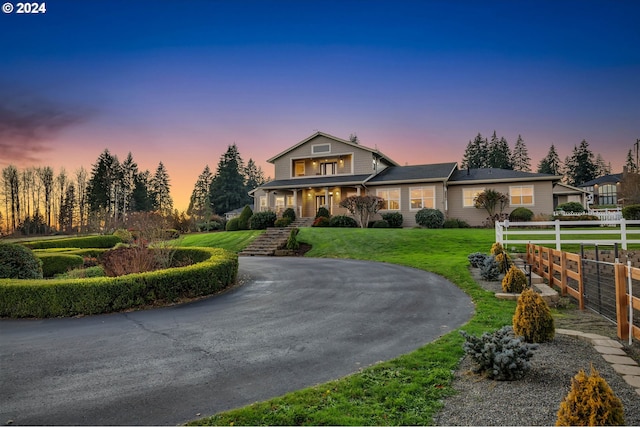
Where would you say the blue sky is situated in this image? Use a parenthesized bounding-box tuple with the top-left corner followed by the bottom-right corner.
(1, 0, 639, 209)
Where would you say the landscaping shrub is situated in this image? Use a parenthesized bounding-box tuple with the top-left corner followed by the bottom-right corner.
(556, 366, 625, 426)
(490, 242, 505, 256)
(225, 218, 240, 231)
(381, 212, 403, 228)
(21, 235, 121, 249)
(415, 208, 444, 229)
(502, 264, 528, 293)
(286, 227, 300, 250)
(480, 256, 500, 281)
(0, 247, 238, 318)
(56, 266, 106, 279)
(556, 202, 585, 213)
(113, 228, 134, 243)
(328, 215, 358, 228)
(513, 288, 555, 343)
(554, 214, 599, 222)
(250, 211, 277, 229)
(38, 253, 84, 278)
(443, 218, 469, 228)
(274, 217, 292, 227)
(0, 243, 43, 279)
(468, 252, 489, 268)
(509, 207, 534, 222)
(282, 207, 296, 222)
(494, 252, 512, 274)
(101, 246, 160, 277)
(372, 220, 389, 228)
(622, 204, 640, 220)
(460, 326, 538, 381)
(316, 207, 330, 219)
(312, 216, 330, 227)
(237, 205, 254, 230)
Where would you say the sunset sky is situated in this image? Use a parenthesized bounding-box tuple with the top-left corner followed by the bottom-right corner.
(2, 0, 639, 211)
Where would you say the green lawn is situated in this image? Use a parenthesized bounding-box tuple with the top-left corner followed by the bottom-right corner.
(187, 227, 519, 426)
(177, 230, 264, 252)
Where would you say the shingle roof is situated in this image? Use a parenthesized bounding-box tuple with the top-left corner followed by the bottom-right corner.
(365, 162, 457, 185)
(256, 174, 373, 190)
(578, 173, 623, 187)
(448, 168, 560, 184)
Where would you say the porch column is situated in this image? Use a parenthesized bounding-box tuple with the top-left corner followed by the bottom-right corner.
(324, 187, 330, 209)
(356, 186, 361, 196)
(291, 189, 299, 217)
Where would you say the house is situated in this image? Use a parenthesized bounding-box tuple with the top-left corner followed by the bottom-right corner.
(578, 173, 623, 207)
(224, 206, 252, 221)
(251, 132, 562, 227)
(552, 182, 590, 209)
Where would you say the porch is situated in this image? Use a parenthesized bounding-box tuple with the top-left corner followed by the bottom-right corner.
(258, 186, 363, 217)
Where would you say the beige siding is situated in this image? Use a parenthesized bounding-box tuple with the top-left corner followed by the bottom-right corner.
(447, 181, 556, 227)
(372, 182, 447, 227)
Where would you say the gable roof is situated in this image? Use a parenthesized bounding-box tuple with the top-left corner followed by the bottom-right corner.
(448, 168, 561, 185)
(267, 131, 399, 166)
(365, 162, 457, 185)
(553, 182, 591, 195)
(578, 173, 623, 187)
(249, 174, 373, 193)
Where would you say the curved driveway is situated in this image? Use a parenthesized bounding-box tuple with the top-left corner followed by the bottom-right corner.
(0, 257, 473, 425)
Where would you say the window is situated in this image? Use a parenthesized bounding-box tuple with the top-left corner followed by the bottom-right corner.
(463, 188, 485, 207)
(275, 196, 285, 210)
(286, 195, 294, 206)
(598, 184, 617, 205)
(410, 186, 435, 210)
(294, 160, 305, 177)
(312, 143, 331, 154)
(510, 185, 534, 206)
(376, 188, 400, 210)
(321, 162, 337, 175)
(259, 196, 267, 210)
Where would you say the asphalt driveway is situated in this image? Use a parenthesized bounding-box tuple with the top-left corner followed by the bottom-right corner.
(0, 257, 473, 425)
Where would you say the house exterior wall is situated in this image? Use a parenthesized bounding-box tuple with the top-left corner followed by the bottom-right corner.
(447, 181, 555, 226)
(371, 182, 448, 228)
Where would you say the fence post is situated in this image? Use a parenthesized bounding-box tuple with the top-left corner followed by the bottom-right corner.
(621, 218, 627, 250)
(555, 219, 561, 250)
(615, 262, 629, 340)
(560, 250, 567, 296)
(495, 221, 503, 245)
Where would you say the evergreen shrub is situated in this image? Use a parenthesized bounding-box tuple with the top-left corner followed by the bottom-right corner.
(495, 252, 512, 274)
(312, 216, 330, 227)
(415, 208, 444, 229)
(286, 228, 300, 250)
(282, 207, 296, 222)
(480, 256, 500, 281)
(274, 218, 292, 227)
(225, 218, 240, 231)
(502, 264, 528, 293)
(372, 220, 389, 228)
(460, 326, 538, 381)
(556, 366, 625, 426)
(250, 211, 277, 229)
(509, 207, 534, 222)
(113, 228, 134, 243)
(622, 204, 640, 220)
(556, 202, 585, 213)
(329, 215, 358, 228)
(443, 218, 469, 228)
(513, 288, 555, 343)
(468, 252, 489, 268)
(237, 205, 254, 230)
(381, 212, 403, 228)
(38, 253, 84, 278)
(316, 207, 330, 219)
(21, 235, 121, 249)
(0, 243, 43, 279)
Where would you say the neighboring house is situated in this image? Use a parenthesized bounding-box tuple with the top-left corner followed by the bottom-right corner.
(578, 173, 623, 207)
(224, 206, 252, 221)
(251, 131, 562, 227)
(552, 182, 590, 209)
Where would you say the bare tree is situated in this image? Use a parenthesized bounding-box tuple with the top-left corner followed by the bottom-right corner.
(339, 195, 385, 228)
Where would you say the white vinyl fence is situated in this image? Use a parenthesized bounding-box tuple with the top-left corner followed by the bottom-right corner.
(555, 207, 623, 221)
(496, 218, 640, 250)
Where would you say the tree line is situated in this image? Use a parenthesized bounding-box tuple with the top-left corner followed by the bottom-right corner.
(0, 144, 265, 236)
(461, 131, 628, 187)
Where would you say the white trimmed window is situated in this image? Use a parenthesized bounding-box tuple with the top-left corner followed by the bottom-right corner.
(376, 188, 400, 210)
(463, 188, 485, 207)
(410, 186, 435, 210)
(259, 196, 267, 210)
(294, 160, 305, 177)
(312, 143, 331, 154)
(510, 185, 534, 206)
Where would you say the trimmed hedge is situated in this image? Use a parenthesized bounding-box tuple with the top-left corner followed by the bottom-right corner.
(37, 253, 84, 278)
(21, 235, 121, 249)
(0, 247, 238, 318)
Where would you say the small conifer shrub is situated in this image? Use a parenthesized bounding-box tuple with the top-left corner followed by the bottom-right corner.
(286, 227, 300, 250)
(480, 256, 500, 281)
(502, 264, 528, 293)
(468, 252, 489, 268)
(495, 252, 512, 273)
(513, 288, 555, 343)
(556, 365, 625, 426)
(490, 242, 505, 256)
(460, 326, 538, 381)
(0, 243, 43, 279)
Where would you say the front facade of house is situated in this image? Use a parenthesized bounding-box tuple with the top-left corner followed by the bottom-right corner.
(251, 132, 562, 227)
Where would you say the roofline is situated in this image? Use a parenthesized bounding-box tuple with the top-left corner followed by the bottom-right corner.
(553, 182, 591, 194)
(447, 175, 562, 185)
(366, 178, 449, 186)
(266, 131, 399, 166)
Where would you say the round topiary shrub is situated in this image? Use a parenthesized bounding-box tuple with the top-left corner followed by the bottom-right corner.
(0, 243, 43, 279)
(381, 212, 403, 228)
(502, 264, 528, 293)
(274, 217, 292, 227)
(372, 220, 389, 228)
(556, 366, 625, 426)
(415, 208, 444, 229)
(312, 216, 330, 227)
(622, 204, 640, 220)
(225, 218, 240, 231)
(316, 207, 330, 219)
(509, 207, 534, 222)
(513, 288, 555, 343)
(282, 207, 296, 222)
(329, 215, 358, 228)
(495, 252, 512, 274)
(250, 211, 277, 229)
(237, 205, 254, 230)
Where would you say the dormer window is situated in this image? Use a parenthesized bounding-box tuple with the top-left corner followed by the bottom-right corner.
(312, 143, 331, 154)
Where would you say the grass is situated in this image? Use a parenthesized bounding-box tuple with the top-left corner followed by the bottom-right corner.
(187, 227, 520, 426)
(177, 230, 264, 252)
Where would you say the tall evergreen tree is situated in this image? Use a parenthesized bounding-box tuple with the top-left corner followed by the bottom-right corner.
(511, 135, 531, 171)
(537, 144, 562, 175)
(625, 149, 637, 172)
(75, 167, 88, 233)
(461, 133, 489, 169)
(244, 158, 266, 192)
(487, 132, 512, 169)
(120, 152, 139, 216)
(209, 144, 248, 214)
(87, 149, 119, 216)
(595, 153, 611, 177)
(187, 165, 214, 221)
(565, 140, 598, 186)
(132, 170, 154, 212)
(59, 183, 75, 233)
(150, 162, 173, 214)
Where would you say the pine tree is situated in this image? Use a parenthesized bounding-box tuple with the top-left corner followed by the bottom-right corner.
(537, 144, 562, 175)
(132, 170, 154, 212)
(120, 152, 139, 215)
(595, 153, 611, 177)
(625, 149, 637, 172)
(87, 149, 119, 217)
(565, 140, 598, 186)
(150, 162, 173, 214)
(462, 133, 489, 169)
(488, 133, 512, 169)
(511, 135, 531, 171)
(209, 144, 248, 215)
(187, 165, 214, 222)
(244, 158, 266, 192)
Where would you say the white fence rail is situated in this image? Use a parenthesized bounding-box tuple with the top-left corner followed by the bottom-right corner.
(555, 208, 623, 221)
(496, 218, 640, 250)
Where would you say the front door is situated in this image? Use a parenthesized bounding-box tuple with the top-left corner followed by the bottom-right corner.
(316, 195, 333, 214)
